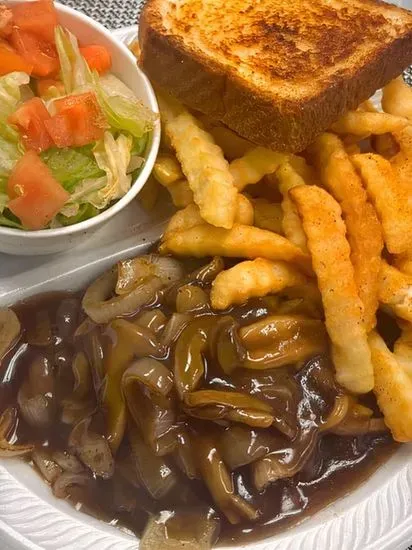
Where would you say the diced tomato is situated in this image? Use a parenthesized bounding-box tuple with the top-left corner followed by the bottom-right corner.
(0, 5, 13, 38)
(80, 45, 112, 74)
(53, 92, 107, 147)
(10, 28, 59, 77)
(8, 97, 54, 153)
(0, 39, 32, 75)
(37, 78, 65, 98)
(44, 114, 72, 148)
(7, 151, 69, 230)
(11, 0, 58, 44)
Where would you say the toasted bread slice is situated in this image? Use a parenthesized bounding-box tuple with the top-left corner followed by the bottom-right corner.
(139, 0, 412, 152)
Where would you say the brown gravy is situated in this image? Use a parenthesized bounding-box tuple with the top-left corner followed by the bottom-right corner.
(0, 290, 397, 546)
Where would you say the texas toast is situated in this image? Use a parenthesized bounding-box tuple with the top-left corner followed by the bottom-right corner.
(139, 0, 412, 152)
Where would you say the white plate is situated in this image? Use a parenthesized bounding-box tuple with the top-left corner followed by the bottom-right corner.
(2, 17, 412, 550)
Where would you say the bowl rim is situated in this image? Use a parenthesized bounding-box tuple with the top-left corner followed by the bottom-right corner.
(0, 1, 160, 240)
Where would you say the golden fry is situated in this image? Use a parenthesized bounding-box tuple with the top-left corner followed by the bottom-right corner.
(210, 258, 308, 310)
(252, 198, 283, 234)
(206, 124, 253, 160)
(153, 154, 184, 187)
(290, 185, 374, 394)
(394, 323, 412, 379)
(160, 224, 312, 274)
(277, 162, 308, 252)
(168, 179, 194, 208)
(138, 175, 160, 212)
(311, 134, 383, 330)
(330, 111, 408, 136)
(229, 147, 289, 191)
(371, 133, 400, 159)
(357, 99, 378, 113)
(164, 195, 254, 239)
(378, 261, 412, 322)
(158, 92, 238, 229)
(369, 331, 412, 442)
(352, 153, 412, 255)
(382, 77, 412, 121)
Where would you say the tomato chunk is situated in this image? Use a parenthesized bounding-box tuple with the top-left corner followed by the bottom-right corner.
(8, 97, 54, 153)
(11, 0, 58, 44)
(44, 114, 72, 148)
(7, 151, 69, 230)
(53, 91, 107, 147)
(37, 78, 65, 98)
(80, 45, 112, 74)
(0, 39, 32, 75)
(10, 28, 59, 77)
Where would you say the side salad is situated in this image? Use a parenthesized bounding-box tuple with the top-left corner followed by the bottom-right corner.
(0, 0, 156, 230)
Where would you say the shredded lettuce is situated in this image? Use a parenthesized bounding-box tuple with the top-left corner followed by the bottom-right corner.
(0, 72, 31, 144)
(95, 74, 156, 139)
(58, 203, 99, 226)
(55, 26, 93, 94)
(0, 72, 31, 117)
(41, 147, 104, 192)
(0, 135, 21, 175)
(92, 131, 133, 207)
(0, 209, 23, 229)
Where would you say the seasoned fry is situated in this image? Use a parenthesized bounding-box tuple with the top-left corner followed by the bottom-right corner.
(252, 199, 283, 234)
(394, 254, 412, 276)
(277, 162, 308, 251)
(229, 147, 289, 191)
(164, 195, 254, 239)
(391, 125, 412, 188)
(369, 331, 412, 442)
(378, 261, 412, 322)
(330, 111, 408, 136)
(160, 224, 312, 274)
(290, 185, 374, 394)
(352, 153, 412, 255)
(158, 92, 238, 229)
(394, 323, 412, 379)
(311, 134, 383, 330)
(382, 76, 412, 121)
(371, 133, 399, 159)
(211, 258, 308, 309)
(288, 155, 319, 185)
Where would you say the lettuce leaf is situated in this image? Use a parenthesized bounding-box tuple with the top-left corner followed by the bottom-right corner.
(95, 74, 156, 138)
(55, 26, 93, 94)
(41, 147, 104, 192)
(58, 203, 99, 226)
(0, 72, 31, 144)
(0, 209, 23, 229)
(0, 134, 21, 175)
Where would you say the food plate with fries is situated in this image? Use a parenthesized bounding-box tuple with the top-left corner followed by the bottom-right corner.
(3, 1, 412, 549)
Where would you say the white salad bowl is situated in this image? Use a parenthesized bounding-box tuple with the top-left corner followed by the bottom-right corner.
(0, 1, 160, 256)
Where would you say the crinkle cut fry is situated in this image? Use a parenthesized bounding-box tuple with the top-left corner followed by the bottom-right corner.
(290, 185, 374, 394)
(330, 111, 408, 136)
(351, 153, 412, 255)
(369, 331, 412, 442)
(276, 162, 308, 252)
(211, 258, 308, 310)
(394, 322, 412, 379)
(157, 91, 238, 229)
(164, 195, 253, 239)
(382, 76, 412, 121)
(311, 133, 383, 331)
(160, 224, 313, 276)
(378, 261, 412, 322)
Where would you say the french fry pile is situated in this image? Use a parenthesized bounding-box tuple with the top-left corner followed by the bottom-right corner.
(140, 77, 412, 443)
